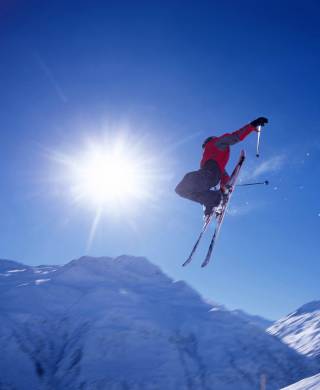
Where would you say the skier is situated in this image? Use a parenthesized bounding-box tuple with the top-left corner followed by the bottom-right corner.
(175, 117, 268, 217)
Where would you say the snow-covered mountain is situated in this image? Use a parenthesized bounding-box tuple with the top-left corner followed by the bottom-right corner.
(281, 373, 320, 389)
(231, 309, 273, 330)
(268, 301, 320, 361)
(0, 256, 317, 390)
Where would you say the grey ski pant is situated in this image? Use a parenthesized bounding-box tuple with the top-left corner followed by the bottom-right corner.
(175, 165, 222, 209)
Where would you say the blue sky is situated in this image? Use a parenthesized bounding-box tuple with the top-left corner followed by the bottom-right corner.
(1, 0, 320, 320)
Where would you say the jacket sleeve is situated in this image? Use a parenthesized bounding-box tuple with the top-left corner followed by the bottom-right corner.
(215, 124, 256, 150)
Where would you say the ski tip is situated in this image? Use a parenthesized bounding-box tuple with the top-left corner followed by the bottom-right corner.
(201, 257, 210, 268)
(182, 258, 191, 267)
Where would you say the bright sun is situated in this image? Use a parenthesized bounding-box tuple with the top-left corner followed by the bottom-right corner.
(68, 142, 150, 210)
(49, 130, 167, 246)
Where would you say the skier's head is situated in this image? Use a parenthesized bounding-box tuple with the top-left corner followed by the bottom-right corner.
(202, 136, 217, 149)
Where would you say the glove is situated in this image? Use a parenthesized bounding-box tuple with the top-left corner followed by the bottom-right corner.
(250, 117, 268, 128)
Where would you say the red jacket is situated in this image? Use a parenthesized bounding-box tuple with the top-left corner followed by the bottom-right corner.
(200, 123, 256, 185)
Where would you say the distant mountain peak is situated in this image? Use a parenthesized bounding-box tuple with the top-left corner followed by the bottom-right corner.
(295, 301, 320, 315)
(268, 300, 320, 360)
(65, 255, 162, 275)
(0, 258, 27, 272)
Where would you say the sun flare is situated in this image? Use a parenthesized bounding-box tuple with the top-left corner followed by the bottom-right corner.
(49, 129, 167, 245)
(66, 141, 152, 210)
(71, 149, 144, 206)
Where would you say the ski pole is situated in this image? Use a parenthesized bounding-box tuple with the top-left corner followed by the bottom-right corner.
(256, 125, 262, 158)
(237, 180, 269, 187)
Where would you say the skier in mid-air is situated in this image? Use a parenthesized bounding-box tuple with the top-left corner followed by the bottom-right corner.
(175, 117, 268, 217)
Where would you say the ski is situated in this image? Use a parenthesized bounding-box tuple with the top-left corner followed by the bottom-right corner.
(182, 214, 214, 267)
(201, 150, 246, 268)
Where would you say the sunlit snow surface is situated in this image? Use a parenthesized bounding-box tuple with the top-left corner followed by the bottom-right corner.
(0, 256, 318, 390)
(281, 373, 320, 389)
(268, 302, 320, 358)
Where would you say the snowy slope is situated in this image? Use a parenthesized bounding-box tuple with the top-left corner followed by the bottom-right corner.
(268, 301, 320, 360)
(231, 309, 273, 330)
(281, 373, 320, 389)
(0, 256, 317, 390)
(203, 300, 273, 330)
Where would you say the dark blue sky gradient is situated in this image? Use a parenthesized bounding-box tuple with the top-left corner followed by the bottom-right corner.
(1, 0, 320, 319)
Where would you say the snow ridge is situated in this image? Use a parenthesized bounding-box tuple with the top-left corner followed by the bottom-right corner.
(281, 373, 320, 390)
(268, 301, 320, 360)
(0, 256, 318, 390)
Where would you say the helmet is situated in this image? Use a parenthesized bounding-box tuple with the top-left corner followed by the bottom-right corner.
(202, 136, 217, 149)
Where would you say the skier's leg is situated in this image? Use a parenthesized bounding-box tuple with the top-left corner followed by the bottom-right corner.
(175, 170, 203, 200)
(178, 187, 222, 216)
(175, 167, 221, 212)
(193, 190, 222, 215)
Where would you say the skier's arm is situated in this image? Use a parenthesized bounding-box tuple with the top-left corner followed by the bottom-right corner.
(215, 117, 268, 150)
(215, 124, 256, 150)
